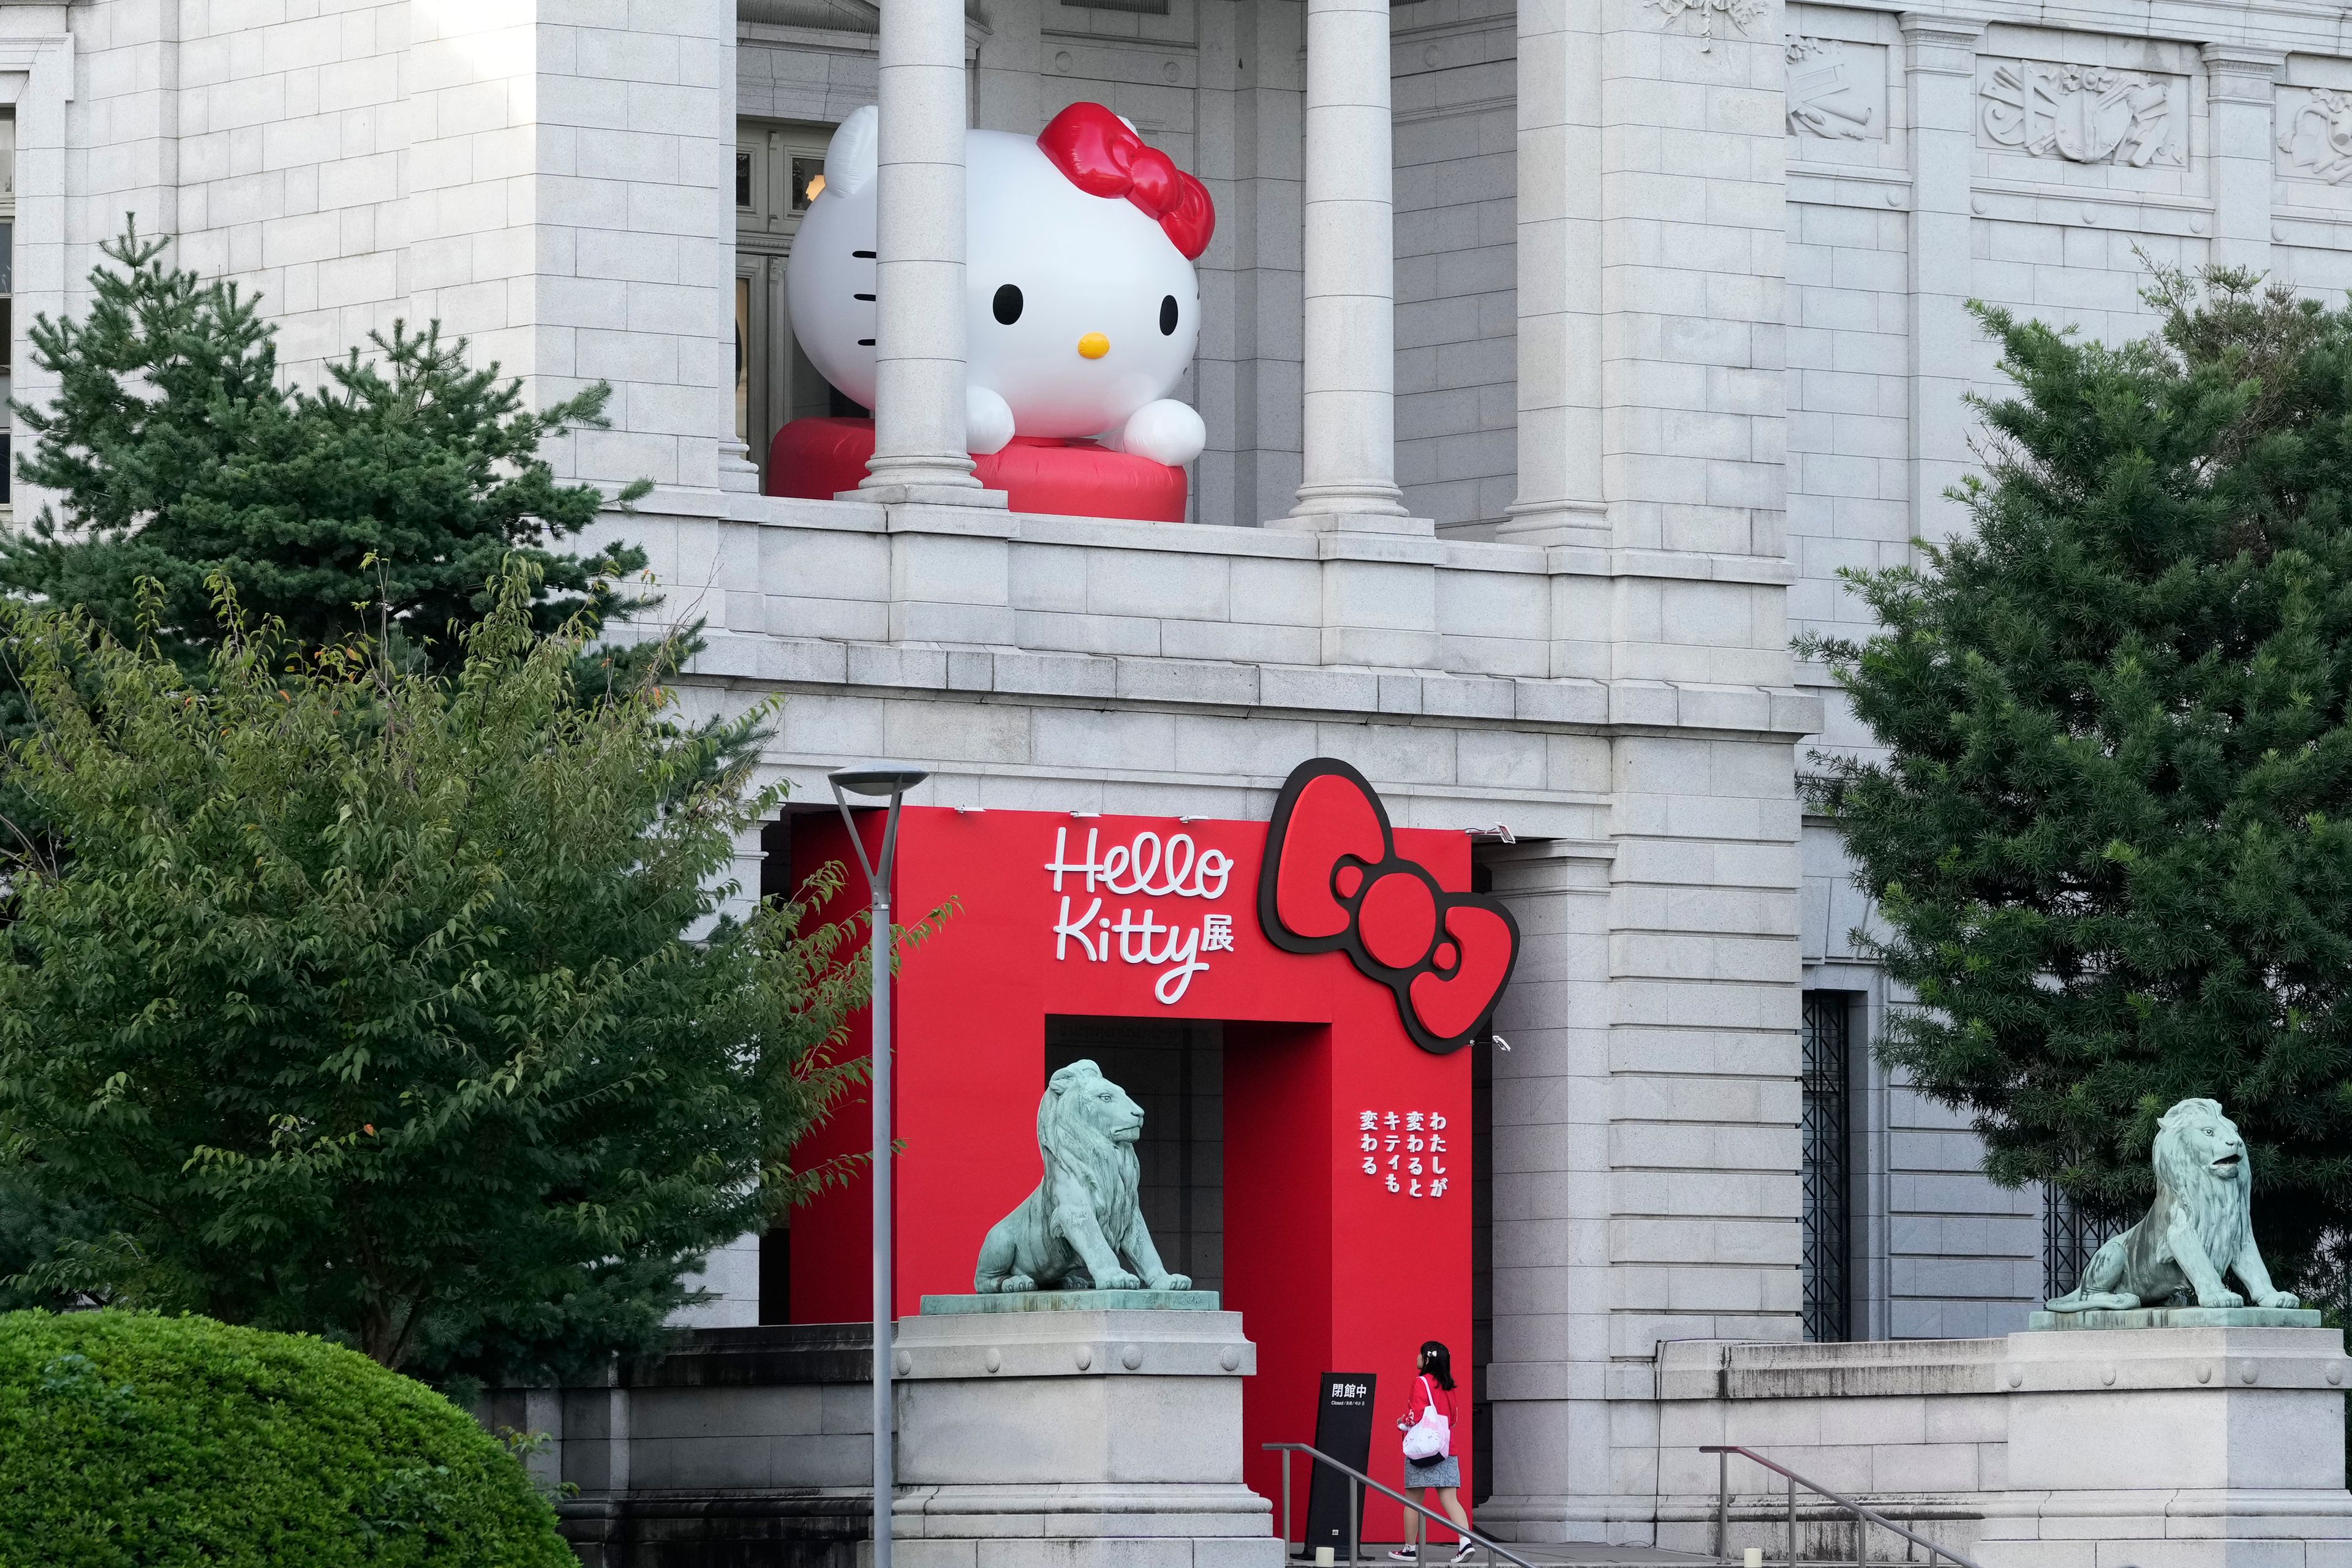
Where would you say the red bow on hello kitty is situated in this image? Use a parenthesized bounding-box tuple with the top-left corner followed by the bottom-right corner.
(1256, 760, 1520, 1055)
(1036, 102, 1216, 260)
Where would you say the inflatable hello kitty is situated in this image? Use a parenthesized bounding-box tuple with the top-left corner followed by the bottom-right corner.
(778, 102, 1213, 518)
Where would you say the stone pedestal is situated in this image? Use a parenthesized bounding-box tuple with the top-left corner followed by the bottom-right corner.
(888, 1298, 1284, 1568)
(1980, 1325, 2352, 1568)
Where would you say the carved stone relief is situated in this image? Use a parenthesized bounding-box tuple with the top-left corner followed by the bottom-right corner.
(2278, 87, 2352, 186)
(1977, 58, 2185, 168)
(1785, 36, 1887, 142)
(1649, 0, 1766, 49)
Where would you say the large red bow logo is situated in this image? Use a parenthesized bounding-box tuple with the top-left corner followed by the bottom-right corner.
(1257, 759, 1519, 1055)
(1036, 102, 1216, 261)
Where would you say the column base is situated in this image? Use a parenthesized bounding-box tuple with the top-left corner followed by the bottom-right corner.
(1494, 497, 1609, 548)
(718, 435, 764, 495)
(1270, 510, 1435, 538)
(844, 483, 1012, 509)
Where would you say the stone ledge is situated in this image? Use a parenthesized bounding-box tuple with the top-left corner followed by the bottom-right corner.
(895, 1307, 1256, 1380)
(685, 631, 1815, 739)
(1656, 1335, 2006, 1401)
(893, 1482, 1274, 1532)
(709, 492, 1806, 587)
(922, 1290, 1220, 1313)
(2002, 1322, 2351, 1392)
(2028, 1306, 2322, 1330)
(619, 1323, 873, 1387)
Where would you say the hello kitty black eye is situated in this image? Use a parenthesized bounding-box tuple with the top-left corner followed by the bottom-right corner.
(993, 285, 1023, 325)
(1159, 295, 1178, 336)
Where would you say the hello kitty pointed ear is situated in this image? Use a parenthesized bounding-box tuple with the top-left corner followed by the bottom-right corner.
(824, 106, 879, 198)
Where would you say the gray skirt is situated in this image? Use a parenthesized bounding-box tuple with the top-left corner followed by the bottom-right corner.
(1403, 1453, 1460, 1490)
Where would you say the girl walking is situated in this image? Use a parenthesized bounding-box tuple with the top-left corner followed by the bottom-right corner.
(1389, 1340, 1472, 1563)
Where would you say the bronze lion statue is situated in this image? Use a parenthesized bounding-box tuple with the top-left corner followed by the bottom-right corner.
(2045, 1098, 2299, 1313)
(974, 1059, 1191, 1294)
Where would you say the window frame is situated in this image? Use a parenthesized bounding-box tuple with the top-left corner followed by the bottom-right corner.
(737, 119, 838, 491)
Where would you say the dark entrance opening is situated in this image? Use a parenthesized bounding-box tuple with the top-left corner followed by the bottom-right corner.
(1046, 1016, 1226, 1293)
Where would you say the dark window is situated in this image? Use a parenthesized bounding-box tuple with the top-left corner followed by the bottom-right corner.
(1045, 1017, 1223, 1291)
(1801, 991, 1852, 1343)
(2043, 1185, 2124, 1300)
(759, 1221, 792, 1325)
(736, 151, 753, 209)
(793, 156, 826, 210)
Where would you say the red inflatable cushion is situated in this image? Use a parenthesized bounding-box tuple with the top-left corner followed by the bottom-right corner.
(766, 417, 1187, 524)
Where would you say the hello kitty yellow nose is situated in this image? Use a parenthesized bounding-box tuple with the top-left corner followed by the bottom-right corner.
(1078, 333, 1110, 360)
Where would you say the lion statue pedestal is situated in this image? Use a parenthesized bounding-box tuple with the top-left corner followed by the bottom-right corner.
(1978, 1324, 2352, 1568)
(873, 1060, 1281, 1568)
(1975, 1099, 2352, 1567)
(884, 1297, 1283, 1568)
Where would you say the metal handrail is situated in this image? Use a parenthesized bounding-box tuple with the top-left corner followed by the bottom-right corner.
(1700, 1446, 1984, 1568)
(1262, 1442, 1538, 1568)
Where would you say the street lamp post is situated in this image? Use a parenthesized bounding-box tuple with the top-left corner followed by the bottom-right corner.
(828, 761, 929, 1568)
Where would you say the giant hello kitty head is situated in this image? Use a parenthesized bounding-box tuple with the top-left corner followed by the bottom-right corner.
(788, 103, 1212, 450)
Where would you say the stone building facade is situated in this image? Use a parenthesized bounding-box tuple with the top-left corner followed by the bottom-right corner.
(2, 0, 2346, 1544)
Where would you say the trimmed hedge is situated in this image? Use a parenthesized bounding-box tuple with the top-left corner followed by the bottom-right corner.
(0, 1310, 574, 1566)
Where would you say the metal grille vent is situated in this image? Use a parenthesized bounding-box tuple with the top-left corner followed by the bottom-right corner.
(1801, 992, 1852, 1343)
(2043, 1184, 2124, 1301)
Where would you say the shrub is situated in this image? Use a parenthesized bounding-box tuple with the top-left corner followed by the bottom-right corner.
(0, 1310, 574, 1567)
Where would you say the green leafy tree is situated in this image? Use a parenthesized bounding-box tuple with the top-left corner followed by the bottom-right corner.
(1809, 266, 2352, 1272)
(0, 222, 652, 665)
(0, 564, 881, 1385)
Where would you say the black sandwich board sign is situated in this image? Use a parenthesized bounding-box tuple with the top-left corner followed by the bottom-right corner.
(1300, 1372, 1377, 1557)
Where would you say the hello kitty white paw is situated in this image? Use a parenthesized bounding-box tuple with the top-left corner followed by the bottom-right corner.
(967, 386, 1016, 456)
(1104, 399, 1205, 467)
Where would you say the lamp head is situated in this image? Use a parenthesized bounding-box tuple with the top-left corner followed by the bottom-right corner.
(829, 761, 930, 798)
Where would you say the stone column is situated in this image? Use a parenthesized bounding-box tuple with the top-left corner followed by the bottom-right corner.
(1478, 840, 1617, 1543)
(2204, 45, 2284, 277)
(1504, 0, 1785, 560)
(1286, 0, 1414, 528)
(1497, 0, 1607, 547)
(861, 0, 992, 505)
(1901, 15, 1983, 550)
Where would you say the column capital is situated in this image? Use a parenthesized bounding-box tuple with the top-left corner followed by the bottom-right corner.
(1898, 13, 1985, 75)
(2203, 42, 2286, 103)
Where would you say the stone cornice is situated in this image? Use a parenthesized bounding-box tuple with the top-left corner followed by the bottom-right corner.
(679, 631, 1826, 742)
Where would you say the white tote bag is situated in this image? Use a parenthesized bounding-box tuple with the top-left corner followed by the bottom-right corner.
(1401, 1375, 1450, 1462)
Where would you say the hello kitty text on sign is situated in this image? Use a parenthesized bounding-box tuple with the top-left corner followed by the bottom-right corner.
(789, 102, 1214, 469)
(1046, 826, 1237, 1005)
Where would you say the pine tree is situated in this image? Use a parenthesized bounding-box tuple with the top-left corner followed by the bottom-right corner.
(1, 222, 652, 665)
(0, 565, 886, 1385)
(1811, 267, 2352, 1273)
